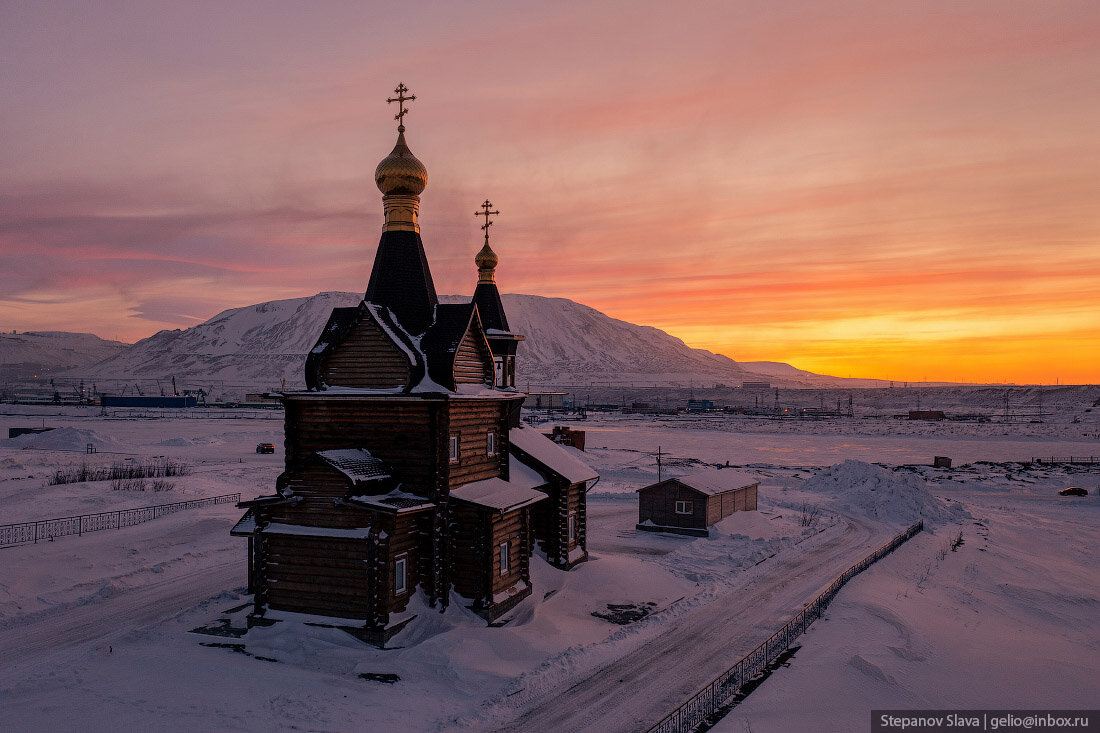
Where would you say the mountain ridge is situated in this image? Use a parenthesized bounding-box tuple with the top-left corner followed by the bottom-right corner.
(17, 292, 886, 396)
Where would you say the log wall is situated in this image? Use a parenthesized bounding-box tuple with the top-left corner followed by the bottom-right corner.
(270, 464, 363, 528)
(258, 532, 374, 620)
(284, 397, 442, 494)
(490, 507, 528, 596)
(446, 399, 508, 489)
(252, 509, 423, 625)
(531, 480, 587, 567)
(449, 503, 488, 604)
(452, 326, 493, 385)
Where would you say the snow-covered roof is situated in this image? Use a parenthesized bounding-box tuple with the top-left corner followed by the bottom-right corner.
(650, 468, 758, 496)
(260, 523, 373, 539)
(230, 508, 257, 536)
(344, 488, 435, 513)
(316, 448, 391, 483)
(509, 425, 598, 485)
(449, 457, 549, 511)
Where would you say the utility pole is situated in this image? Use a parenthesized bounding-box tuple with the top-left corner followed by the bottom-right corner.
(657, 445, 663, 483)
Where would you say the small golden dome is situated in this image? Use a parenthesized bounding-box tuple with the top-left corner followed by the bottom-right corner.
(476, 241, 498, 270)
(476, 241, 498, 283)
(374, 129, 427, 196)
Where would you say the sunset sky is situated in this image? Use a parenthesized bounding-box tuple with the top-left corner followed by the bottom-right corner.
(2, 1, 1098, 384)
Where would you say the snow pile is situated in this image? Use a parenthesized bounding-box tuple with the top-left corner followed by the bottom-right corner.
(799, 460, 968, 527)
(3, 426, 128, 453)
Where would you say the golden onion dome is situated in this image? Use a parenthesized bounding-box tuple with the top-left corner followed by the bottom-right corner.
(475, 241, 498, 272)
(374, 129, 428, 196)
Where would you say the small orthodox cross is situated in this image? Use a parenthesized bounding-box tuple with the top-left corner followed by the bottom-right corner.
(475, 199, 500, 243)
(387, 83, 415, 131)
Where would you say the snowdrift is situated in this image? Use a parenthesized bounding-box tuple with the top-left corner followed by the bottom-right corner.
(3, 427, 128, 453)
(800, 460, 969, 527)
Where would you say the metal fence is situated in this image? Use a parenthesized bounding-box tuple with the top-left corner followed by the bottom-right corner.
(647, 519, 924, 733)
(0, 493, 241, 548)
(1031, 456, 1099, 465)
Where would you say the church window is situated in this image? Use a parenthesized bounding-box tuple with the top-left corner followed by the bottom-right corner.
(394, 555, 407, 595)
(449, 434, 460, 463)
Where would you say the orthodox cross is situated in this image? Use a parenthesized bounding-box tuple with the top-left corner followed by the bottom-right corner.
(387, 83, 415, 131)
(475, 199, 500, 243)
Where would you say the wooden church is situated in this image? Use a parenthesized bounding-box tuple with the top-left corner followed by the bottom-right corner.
(232, 85, 596, 641)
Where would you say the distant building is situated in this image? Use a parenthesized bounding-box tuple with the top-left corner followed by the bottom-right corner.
(543, 425, 586, 451)
(8, 427, 54, 439)
(637, 468, 758, 537)
(741, 381, 771, 389)
(908, 410, 946, 421)
(101, 395, 197, 408)
(244, 393, 281, 405)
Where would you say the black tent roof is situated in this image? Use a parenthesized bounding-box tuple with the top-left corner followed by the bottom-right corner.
(364, 229, 438, 336)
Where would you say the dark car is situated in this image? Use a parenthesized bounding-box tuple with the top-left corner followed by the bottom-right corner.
(1059, 487, 1087, 497)
(256, 443, 276, 454)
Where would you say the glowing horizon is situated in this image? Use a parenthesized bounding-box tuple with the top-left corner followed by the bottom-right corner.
(3, 1, 1099, 384)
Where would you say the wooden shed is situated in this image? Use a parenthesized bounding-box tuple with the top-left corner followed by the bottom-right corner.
(636, 468, 758, 537)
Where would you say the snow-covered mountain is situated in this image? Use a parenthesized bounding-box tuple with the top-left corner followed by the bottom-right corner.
(0, 331, 128, 381)
(468, 294, 851, 388)
(61, 292, 876, 394)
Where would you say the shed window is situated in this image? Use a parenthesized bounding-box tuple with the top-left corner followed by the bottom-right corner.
(449, 434, 460, 463)
(486, 430, 496, 457)
(675, 500, 693, 515)
(394, 555, 407, 596)
(499, 542, 509, 575)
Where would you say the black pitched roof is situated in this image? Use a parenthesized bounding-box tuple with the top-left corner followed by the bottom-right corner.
(365, 229, 438, 336)
(420, 302, 487, 390)
(472, 281, 509, 333)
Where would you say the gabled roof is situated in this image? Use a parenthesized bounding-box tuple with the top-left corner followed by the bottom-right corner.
(304, 301, 426, 392)
(316, 449, 391, 484)
(420, 302, 492, 390)
(642, 468, 758, 496)
(509, 425, 599, 485)
(304, 306, 359, 389)
(450, 456, 549, 511)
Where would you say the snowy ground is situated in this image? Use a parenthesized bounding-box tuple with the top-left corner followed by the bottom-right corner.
(1, 404, 1098, 732)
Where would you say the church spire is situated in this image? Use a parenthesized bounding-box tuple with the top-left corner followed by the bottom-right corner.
(365, 83, 438, 335)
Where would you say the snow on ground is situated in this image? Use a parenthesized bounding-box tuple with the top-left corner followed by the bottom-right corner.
(713, 490, 1100, 733)
(1, 406, 1097, 731)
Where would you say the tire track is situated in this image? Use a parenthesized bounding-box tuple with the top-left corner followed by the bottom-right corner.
(490, 517, 880, 732)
